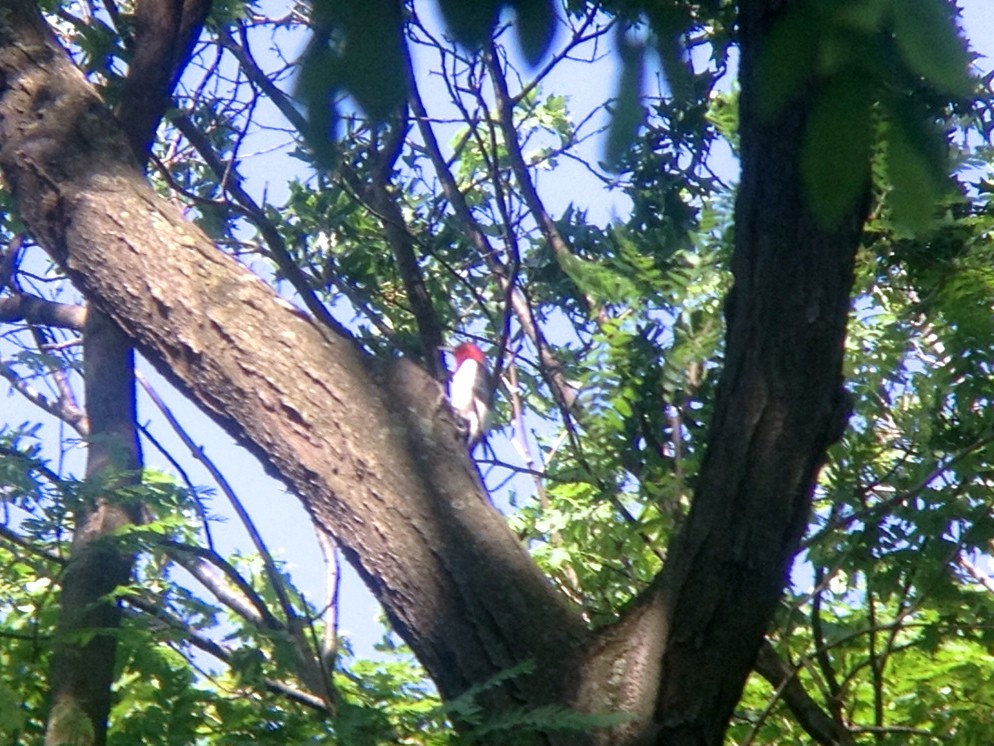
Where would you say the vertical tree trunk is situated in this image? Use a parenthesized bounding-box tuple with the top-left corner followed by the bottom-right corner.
(648, 0, 865, 742)
(46, 312, 143, 746)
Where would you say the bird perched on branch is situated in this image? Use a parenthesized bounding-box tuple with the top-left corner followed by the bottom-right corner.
(449, 342, 492, 448)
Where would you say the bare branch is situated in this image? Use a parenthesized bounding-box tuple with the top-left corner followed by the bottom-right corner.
(405, 41, 581, 415)
(0, 293, 86, 329)
(0, 358, 88, 434)
(122, 592, 331, 713)
(137, 371, 333, 705)
(752, 640, 852, 746)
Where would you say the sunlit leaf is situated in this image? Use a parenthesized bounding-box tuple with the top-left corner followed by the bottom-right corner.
(756, 1, 817, 120)
(801, 75, 872, 225)
(893, 0, 974, 97)
(556, 252, 639, 305)
(604, 29, 644, 168)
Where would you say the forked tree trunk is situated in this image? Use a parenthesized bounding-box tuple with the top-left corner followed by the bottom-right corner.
(0, 2, 864, 744)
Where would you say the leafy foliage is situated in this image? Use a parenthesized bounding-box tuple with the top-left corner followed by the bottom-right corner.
(757, 0, 975, 230)
(1, 0, 992, 744)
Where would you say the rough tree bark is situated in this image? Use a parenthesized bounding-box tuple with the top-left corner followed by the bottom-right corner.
(650, 0, 863, 727)
(0, 2, 866, 744)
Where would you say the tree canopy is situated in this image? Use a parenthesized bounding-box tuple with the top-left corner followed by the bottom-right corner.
(0, 1, 991, 744)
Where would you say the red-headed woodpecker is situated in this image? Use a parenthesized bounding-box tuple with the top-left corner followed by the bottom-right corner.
(449, 342, 492, 447)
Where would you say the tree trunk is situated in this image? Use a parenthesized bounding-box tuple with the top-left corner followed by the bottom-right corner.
(44, 3, 212, 742)
(46, 312, 143, 746)
(645, 0, 865, 741)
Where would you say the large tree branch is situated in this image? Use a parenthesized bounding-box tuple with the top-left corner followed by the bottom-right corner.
(0, 4, 588, 730)
(640, 1, 865, 742)
(116, 0, 212, 156)
(0, 292, 85, 328)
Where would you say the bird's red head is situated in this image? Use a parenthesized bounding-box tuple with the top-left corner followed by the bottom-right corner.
(452, 342, 485, 366)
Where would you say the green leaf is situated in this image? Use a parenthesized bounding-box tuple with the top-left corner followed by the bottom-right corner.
(884, 100, 946, 234)
(801, 75, 872, 225)
(0, 684, 26, 734)
(510, 0, 558, 66)
(831, 0, 889, 33)
(437, 0, 503, 49)
(604, 29, 644, 168)
(892, 0, 973, 97)
(298, 0, 409, 163)
(229, 647, 266, 686)
(756, 1, 817, 120)
(644, 4, 693, 102)
(556, 252, 639, 305)
(438, 0, 557, 62)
